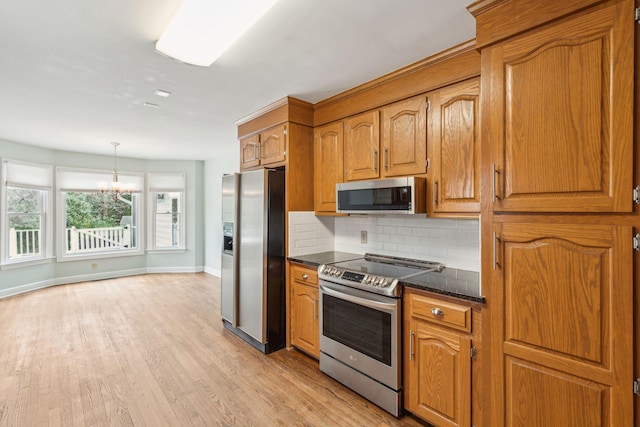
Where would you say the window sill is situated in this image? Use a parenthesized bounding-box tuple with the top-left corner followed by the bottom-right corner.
(56, 248, 144, 263)
(1, 256, 54, 270)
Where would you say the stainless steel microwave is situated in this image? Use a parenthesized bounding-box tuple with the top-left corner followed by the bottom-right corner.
(336, 177, 426, 214)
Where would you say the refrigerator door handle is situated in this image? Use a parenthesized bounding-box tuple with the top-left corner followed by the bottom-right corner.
(232, 172, 241, 328)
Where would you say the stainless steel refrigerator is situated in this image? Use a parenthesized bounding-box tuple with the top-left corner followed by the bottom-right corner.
(221, 168, 286, 353)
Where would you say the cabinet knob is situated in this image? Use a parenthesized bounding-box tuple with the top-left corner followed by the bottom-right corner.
(302, 273, 309, 280)
(431, 308, 444, 317)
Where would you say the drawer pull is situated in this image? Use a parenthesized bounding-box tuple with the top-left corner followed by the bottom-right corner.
(302, 273, 308, 280)
(431, 308, 444, 317)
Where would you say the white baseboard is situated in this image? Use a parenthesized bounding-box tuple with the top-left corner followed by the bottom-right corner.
(0, 266, 208, 300)
(53, 268, 148, 286)
(204, 266, 221, 277)
(0, 279, 55, 299)
(146, 266, 204, 274)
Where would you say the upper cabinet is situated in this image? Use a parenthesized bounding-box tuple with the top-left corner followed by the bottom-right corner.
(381, 96, 428, 177)
(240, 134, 261, 170)
(428, 78, 480, 214)
(260, 124, 287, 166)
(343, 111, 380, 181)
(239, 124, 287, 170)
(314, 121, 344, 213)
(236, 96, 315, 212)
(482, 1, 634, 212)
(343, 98, 428, 182)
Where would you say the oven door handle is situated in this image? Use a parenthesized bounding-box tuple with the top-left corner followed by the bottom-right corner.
(320, 285, 397, 312)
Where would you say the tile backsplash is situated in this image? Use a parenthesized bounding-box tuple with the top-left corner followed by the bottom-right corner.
(288, 212, 480, 272)
(288, 212, 335, 256)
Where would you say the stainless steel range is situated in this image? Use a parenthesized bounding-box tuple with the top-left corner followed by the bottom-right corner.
(318, 253, 445, 417)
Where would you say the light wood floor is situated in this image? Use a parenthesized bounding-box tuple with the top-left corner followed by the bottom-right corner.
(0, 273, 427, 426)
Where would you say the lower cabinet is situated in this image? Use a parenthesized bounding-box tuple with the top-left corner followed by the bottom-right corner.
(290, 263, 320, 358)
(404, 288, 481, 427)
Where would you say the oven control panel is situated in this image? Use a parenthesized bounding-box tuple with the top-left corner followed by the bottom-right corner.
(341, 271, 364, 282)
(319, 265, 394, 289)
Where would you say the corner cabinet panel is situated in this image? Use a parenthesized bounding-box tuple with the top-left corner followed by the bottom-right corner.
(487, 2, 633, 212)
(260, 124, 287, 166)
(429, 78, 480, 214)
(314, 121, 344, 212)
(495, 222, 633, 425)
(344, 110, 380, 181)
(381, 96, 427, 177)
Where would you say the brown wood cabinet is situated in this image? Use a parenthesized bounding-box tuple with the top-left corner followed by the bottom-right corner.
(428, 78, 480, 215)
(491, 220, 633, 426)
(239, 123, 287, 170)
(470, 0, 638, 426)
(342, 98, 428, 183)
(289, 263, 320, 358)
(314, 121, 344, 213)
(239, 134, 261, 170)
(380, 96, 428, 177)
(343, 110, 380, 181)
(404, 289, 481, 427)
(481, 1, 634, 213)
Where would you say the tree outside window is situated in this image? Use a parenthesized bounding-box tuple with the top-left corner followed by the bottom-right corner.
(7, 187, 45, 259)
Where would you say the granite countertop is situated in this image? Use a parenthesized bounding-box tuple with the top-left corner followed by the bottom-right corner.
(288, 251, 485, 303)
(401, 268, 484, 303)
(287, 251, 362, 267)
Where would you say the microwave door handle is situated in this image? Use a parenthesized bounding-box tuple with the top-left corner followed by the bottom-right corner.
(320, 285, 397, 312)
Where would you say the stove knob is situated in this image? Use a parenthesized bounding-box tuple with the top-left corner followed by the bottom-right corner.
(365, 276, 372, 284)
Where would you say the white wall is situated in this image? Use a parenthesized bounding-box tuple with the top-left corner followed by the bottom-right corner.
(0, 139, 205, 298)
(203, 149, 239, 276)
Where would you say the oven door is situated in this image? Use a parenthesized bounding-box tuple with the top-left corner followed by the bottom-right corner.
(319, 280, 401, 390)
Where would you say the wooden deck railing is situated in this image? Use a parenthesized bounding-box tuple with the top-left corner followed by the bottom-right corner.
(66, 226, 131, 253)
(9, 226, 132, 259)
(9, 228, 40, 258)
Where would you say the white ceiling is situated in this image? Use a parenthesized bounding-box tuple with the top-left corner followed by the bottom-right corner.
(0, 0, 476, 161)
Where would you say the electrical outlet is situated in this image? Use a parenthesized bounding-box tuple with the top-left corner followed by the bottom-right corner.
(91, 263, 98, 270)
(360, 230, 367, 244)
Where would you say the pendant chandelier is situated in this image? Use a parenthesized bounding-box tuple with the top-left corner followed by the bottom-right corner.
(97, 142, 134, 201)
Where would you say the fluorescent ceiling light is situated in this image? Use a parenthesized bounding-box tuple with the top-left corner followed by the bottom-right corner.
(155, 89, 171, 97)
(156, 0, 280, 67)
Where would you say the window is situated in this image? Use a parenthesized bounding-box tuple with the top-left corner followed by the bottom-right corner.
(57, 168, 144, 261)
(2, 160, 53, 266)
(148, 173, 185, 250)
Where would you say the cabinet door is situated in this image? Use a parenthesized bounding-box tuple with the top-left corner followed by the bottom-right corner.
(381, 96, 427, 177)
(406, 319, 471, 427)
(290, 280, 319, 358)
(490, 222, 633, 426)
(429, 78, 480, 214)
(260, 124, 286, 166)
(484, 2, 633, 212)
(240, 135, 260, 170)
(344, 111, 380, 181)
(314, 121, 344, 212)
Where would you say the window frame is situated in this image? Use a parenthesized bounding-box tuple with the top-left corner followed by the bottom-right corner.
(56, 167, 145, 262)
(1, 159, 54, 268)
(147, 173, 186, 252)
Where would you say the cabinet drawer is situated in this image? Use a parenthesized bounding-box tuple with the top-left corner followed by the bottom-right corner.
(409, 294, 471, 333)
(291, 264, 318, 285)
